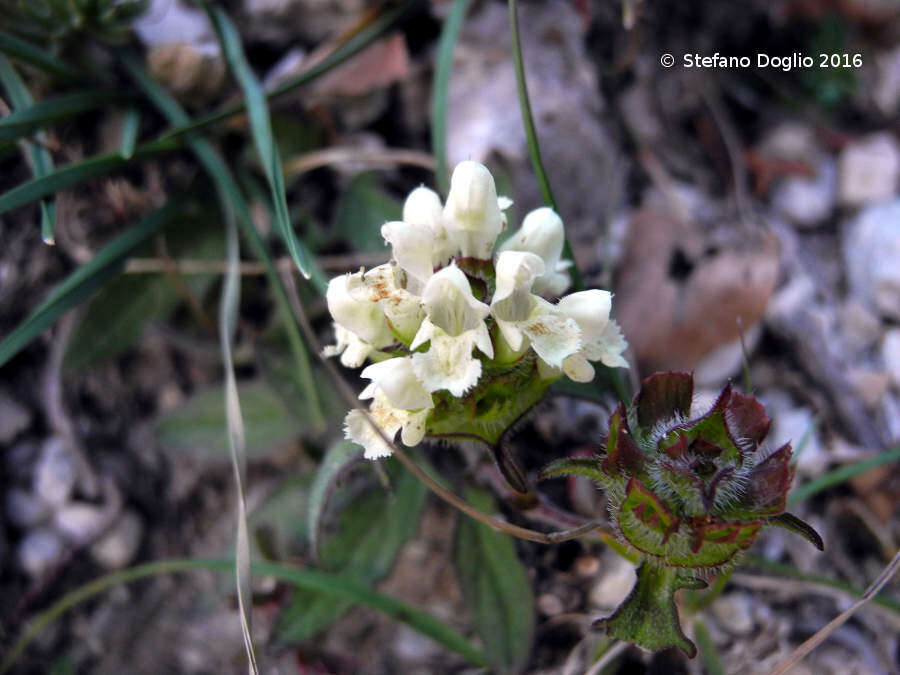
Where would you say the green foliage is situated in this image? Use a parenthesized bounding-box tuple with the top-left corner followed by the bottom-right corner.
(0, 0, 147, 49)
(0, 199, 180, 368)
(333, 173, 401, 252)
(453, 487, 535, 670)
(274, 458, 427, 644)
(155, 381, 304, 461)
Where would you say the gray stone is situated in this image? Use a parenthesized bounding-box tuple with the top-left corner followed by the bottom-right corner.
(90, 511, 144, 570)
(767, 399, 827, 479)
(17, 528, 64, 578)
(33, 438, 76, 507)
(711, 592, 756, 636)
(838, 133, 900, 207)
(881, 329, 900, 389)
(5, 488, 51, 529)
(758, 122, 819, 163)
(772, 158, 837, 227)
(0, 390, 31, 444)
(53, 502, 108, 545)
(843, 199, 900, 319)
(839, 300, 883, 354)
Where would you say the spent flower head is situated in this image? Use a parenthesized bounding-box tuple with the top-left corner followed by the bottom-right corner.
(543, 371, 823, 656)
(323, 161, 629, 480)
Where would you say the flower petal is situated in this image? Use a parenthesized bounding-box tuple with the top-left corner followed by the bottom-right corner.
(353, 263, 424, 343)
(326, 272, 394, 347)
(492, 250, 545, 321)
(403, 186, 456, 266)
(522, 299, 583, 368)
(443, 161, 504, 259)
(422, 263, 490, 337)
(361, 357, 433, 410)
(411, 332, 482, 396)
(557, 289, 612, 339)
(344, 408, 395, 459)
(381, 221, 434, 288)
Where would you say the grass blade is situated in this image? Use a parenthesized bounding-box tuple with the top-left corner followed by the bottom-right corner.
(0, 54, 56, 243)
(0, 198, 181, 368)
(788, 446, 900, 507)
(0, 30, 83, 81)
(120, 51, 325, 428)
(119, 107, 140, 159)
(693, 619, 725, 675)
(431, 0, 472, 194)
(0, 137, 179, 216)
(744, 555, 900, 616)
(218, 195, 259, 673)
(0, 90, 125, 142)
(0, 557, 488, 673)
(206, 5, 317, 283)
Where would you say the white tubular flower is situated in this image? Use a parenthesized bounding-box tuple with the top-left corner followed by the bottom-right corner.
(499, 207, 572, 296)
(326, 272, 394, 348)
(322, 324, 375, 368)
(556, 289, 629, 382)
(491, 251, 582, 366)
(403, 186, 456, 267)
(359, 357, 433, 412)
(381, 221, 434, 290)
(443, 161, 504, 259)
(346, 263, 424, 345)
(344, 391, 430, 459)
(410, 264, 493, 395)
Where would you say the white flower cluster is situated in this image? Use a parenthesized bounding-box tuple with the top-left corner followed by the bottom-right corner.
(324, 161, 628, 459)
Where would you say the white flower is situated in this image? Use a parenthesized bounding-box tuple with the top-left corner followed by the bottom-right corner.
(381, 221, 434, 291)
(556, 289, 629, 381)
(491, 251, 582, 367)
(322, 324, 376, 368)
(349, 263, 424, 344)
(325, 272, 394, 356)
(402, 186, 456, 267)
(499, 206, 572, 295)
(359, 357, 433, 412)
(442, 161, 504, 259)
(409, 264, 493, 395)
(345, 356, 433, 459)
(344, 391, 430, 459)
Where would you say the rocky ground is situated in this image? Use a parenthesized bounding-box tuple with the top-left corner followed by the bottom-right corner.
(1, 0, 899, 673)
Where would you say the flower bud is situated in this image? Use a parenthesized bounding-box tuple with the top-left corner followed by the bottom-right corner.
(402, 186, 457, 268)
(443, 161, 503, 259)
(500, 207, 571, 295)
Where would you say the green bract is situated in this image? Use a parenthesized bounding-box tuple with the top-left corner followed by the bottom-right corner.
(543, 371, 823, 657)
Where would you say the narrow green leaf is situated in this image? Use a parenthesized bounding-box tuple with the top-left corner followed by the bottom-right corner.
(0, 54, 56, 243)
(119, 107, 140, 159)
(540, 456, 605, 484)
(306, 440, 364, 560)
(431, 0, 472, 193)
(0, 30, 83, 81)
(453, 487, 534, 670)
(120, 51, 326, 428)
(693, 619, 725, 675)
(0, 556, 488, 674)
(248, 474, 313, 561)
(744, 555, 900, 616)
(0, 137, 179, 217)
(788, 446, 900, 507)
(155, 380, 305, 460)
(275, 459, 427, 644)
(0, 90, 125, 142)
(207, 6, 317, 283)
(0, 199, 180, 368)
